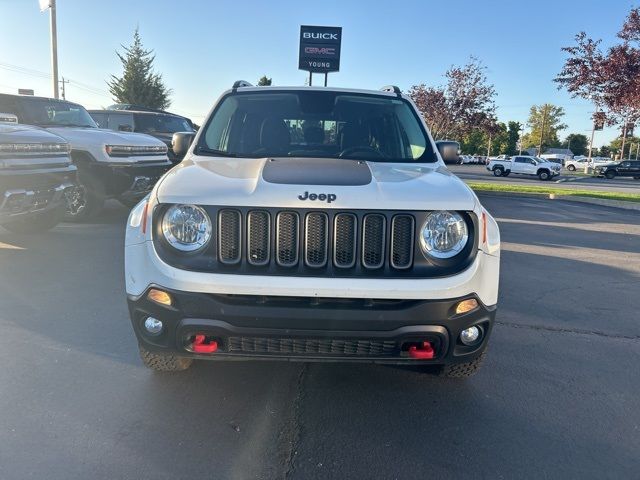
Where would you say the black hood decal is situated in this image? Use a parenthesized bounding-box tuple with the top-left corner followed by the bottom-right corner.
(262, 157, 372, 186)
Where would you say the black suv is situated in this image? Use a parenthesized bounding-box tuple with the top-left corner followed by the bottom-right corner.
(88, 108, 195, 163)
(596, 160, 640, 179)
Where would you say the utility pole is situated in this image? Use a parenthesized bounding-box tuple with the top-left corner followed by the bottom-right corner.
(586, 106, 598, 174)
(40, 0, 59, 98)
(486, 132, 492, 159)
(538, 104, 548, 157)
(620, 120, 628, 161)
(518, 125, 524, 155)
(59, 76, 69, 100)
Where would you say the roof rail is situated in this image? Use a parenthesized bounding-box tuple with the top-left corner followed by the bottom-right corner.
(232, 80, 253, 91)
(380, 85, 402, 96)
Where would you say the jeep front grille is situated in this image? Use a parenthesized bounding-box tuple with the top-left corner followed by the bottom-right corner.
(216, 208, 415, 271)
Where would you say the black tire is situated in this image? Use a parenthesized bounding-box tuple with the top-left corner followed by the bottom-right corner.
(493, 167, 504, 177)
(605, 171, 616, 180)
(567, 165, 576, 171)
(1, 209, 62, 234)
(64, 169, 104, 222)
(117, 196, 143, 209)
(538, 170, 551, 181)
(502, 171, 510, 177)
(138, 344, 193, 372)
(438, 352, 486, 378)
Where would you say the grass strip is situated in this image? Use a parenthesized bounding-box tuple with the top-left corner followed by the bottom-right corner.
(466, 181, 640, 203)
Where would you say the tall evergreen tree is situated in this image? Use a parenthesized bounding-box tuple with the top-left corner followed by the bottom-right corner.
(257, 75, 272, 86)
(108, 29, 172, 109)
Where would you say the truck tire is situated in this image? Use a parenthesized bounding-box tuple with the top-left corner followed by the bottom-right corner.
(502, 171, 510, 177)
(64, 169, 105, 222)
(493, 167, 504, 177)
(139, 344, 193, 372)
(1, 209, 62, 234)
(567, 164, 576, 171)
(438, 352, 486, 378)
(605, 171, 616, 179)
(538, 170, 551, 181)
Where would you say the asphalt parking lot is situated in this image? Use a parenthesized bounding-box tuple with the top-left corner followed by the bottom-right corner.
(1, 195, 639, 480)
(449, 163, 640, 194)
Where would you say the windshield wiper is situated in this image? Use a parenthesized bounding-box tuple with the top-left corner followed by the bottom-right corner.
(196, 146, 240, 157)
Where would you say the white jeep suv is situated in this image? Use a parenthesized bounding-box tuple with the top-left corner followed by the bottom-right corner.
(124, 82, 501, 378)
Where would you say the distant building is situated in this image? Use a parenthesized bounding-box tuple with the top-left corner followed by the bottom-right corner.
(543, 148, 574, 157)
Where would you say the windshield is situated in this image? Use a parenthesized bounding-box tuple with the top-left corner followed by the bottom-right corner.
(197, 91, 434, 162)
(20, 98, 97, 128)
(134, 113, 192, 134)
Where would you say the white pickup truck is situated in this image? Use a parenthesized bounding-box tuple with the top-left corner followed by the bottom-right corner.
(486, 155, 561, 181)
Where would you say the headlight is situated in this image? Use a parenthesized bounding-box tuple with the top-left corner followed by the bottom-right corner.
(105, 144, 168, 157)
(419, 211, 469, 259)
(0, 143, 70, 155)
(161, 204, 212, 252)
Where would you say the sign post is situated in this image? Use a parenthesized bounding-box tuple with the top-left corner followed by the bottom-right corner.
(299, 25, 342, 86)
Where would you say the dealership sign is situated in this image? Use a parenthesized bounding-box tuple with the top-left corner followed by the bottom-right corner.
(299, 25, 342, 74)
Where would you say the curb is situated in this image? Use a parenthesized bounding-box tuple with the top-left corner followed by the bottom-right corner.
(474, 191, 640, 211)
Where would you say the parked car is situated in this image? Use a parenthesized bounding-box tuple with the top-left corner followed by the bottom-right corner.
(458, 154, 475, 164)
(88, 108, 195, 163)
(595, 160, 640, 179)
(0, 115, 76, 233)
(0, 94, 171, 219)
(564, 157, 615, 171)
(124, 82, 501, 378)
(487, 155, 561, 180)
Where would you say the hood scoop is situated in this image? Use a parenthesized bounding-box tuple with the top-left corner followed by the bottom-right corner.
(262, 157, 372, 186)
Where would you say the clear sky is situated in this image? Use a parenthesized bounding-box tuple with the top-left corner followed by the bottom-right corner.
(0, 0, 635, 147)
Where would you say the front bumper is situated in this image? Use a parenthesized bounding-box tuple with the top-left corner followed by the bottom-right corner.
(128, 287, 495, 365)
(0, 164, 76, 221)
(90, 160, 171, 198)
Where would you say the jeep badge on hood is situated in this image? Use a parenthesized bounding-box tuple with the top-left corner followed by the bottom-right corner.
(298, 191, 337, 203)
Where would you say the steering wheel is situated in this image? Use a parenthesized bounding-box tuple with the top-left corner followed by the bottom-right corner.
(338, 146, 385, 159)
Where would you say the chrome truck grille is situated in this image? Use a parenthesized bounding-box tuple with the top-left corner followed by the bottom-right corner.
(216, 208, 415, 271)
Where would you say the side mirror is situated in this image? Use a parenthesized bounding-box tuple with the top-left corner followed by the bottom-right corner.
(118, 124, 133, 132)
(436, 143, 459, 163)
(172, 131, 196, 158)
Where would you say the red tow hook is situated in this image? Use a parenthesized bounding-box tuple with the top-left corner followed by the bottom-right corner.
(408, 341, 435, 359)
(191, 334, 218, 354)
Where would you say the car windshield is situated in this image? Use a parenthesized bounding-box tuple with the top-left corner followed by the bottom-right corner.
(20, 98, 97, 128)
(134, 113, 192, 134)
(197, 90, 434, 162)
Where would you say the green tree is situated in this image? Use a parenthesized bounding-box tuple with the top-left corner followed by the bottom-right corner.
(564, 133, 588, 156)
(609, 135, 640, 158)
(108, 29, 172, 109)
(505, 121, 521, 155)
(521, 104, 567, 154)
(599, 145, 611, 157)
(257, 75, 272, 86)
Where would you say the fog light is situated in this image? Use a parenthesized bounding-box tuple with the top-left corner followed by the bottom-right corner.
(144, 317, 163, 335)
(455, 298, 479, 315)
(147, 288, 172, 306)
(460, 326, 481, 345)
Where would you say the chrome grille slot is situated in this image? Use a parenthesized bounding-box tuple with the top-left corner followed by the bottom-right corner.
(333, 213, 357, 268)
(390, 215, 415, 269)
(362, 214, 386, 269)
(276, 211, 300, 267)
(305, 212, 328, 267)
(247, 210, 270, 266)
(218, 209, 241, 264)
